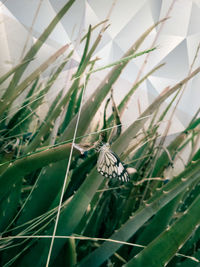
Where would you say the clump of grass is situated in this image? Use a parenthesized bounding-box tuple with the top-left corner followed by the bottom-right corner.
(0, 2, 200, 267)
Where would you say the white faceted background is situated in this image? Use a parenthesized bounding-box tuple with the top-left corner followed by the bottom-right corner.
(1, 0, 200, 135)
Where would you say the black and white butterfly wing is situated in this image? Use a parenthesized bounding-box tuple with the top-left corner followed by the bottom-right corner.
(97, 143, 129, 182)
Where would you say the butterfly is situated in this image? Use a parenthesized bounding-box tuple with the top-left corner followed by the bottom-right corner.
(96, 143, 130, 182)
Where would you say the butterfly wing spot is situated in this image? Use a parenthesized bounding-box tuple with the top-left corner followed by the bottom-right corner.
(117, 163, 124, 175)
(97, 144, 130, 182)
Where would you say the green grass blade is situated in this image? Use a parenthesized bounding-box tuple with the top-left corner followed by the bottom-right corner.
(0, 180, 22, 232)
(6, 77, 40, 131)
(61, 26, 92, 130)
(76, 25, 92, 75)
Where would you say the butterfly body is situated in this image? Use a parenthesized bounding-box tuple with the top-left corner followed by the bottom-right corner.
(97, 143, 129, 182)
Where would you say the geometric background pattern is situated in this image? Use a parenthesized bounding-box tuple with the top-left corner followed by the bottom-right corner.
(1, 0, 200, 134)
